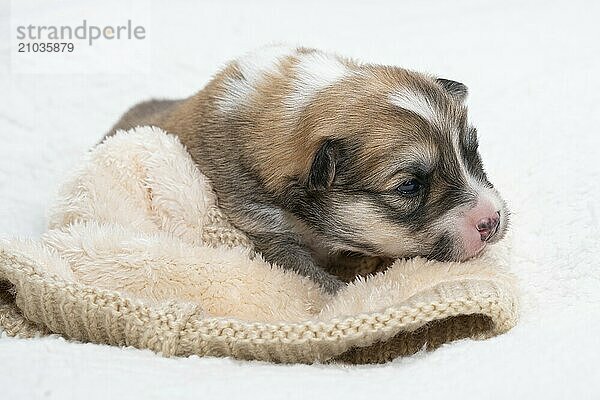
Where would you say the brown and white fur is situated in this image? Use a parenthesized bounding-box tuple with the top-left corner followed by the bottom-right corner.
(106, 45, 509, 293)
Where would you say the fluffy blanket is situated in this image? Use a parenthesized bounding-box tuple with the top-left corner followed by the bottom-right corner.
(0, 127, 518, 363)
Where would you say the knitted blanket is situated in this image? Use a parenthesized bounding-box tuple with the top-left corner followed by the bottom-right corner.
(0, 127, 519, 364)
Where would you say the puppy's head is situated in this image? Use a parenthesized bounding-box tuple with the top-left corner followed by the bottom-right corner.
(289, 65, 508, 261)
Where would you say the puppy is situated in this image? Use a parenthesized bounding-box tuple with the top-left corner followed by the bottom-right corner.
(106, 45, 509, 293)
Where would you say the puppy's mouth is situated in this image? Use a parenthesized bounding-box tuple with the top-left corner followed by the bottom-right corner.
(427, 225, 504, 262)
(460, 242, 488, 261)
(455, 207, 509, 261)
(427, 242, 486, 262)
(426, 234, 462, 262)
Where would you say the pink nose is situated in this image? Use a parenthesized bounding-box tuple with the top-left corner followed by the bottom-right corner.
(476, 213, 500, 242)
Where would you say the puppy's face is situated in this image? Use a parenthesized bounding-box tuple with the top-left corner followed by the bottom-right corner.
(292, 68, 508, 261)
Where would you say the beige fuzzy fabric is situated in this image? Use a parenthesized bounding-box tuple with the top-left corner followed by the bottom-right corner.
(0, 127, 519, 364)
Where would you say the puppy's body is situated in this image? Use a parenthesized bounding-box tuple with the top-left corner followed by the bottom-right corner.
(107, 46, 508, 293)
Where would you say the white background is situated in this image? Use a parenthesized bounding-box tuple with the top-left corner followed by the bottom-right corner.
(1, 0, 599, 399)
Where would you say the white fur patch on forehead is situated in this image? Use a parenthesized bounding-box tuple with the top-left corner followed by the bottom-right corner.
(216, 45, 297, 113)
(285, 51, 349, 111)
(237, 44, 297, 83)
(389, 89, 439, 125)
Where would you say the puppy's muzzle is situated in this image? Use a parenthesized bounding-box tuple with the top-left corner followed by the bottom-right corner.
(476, 211, 500, 242)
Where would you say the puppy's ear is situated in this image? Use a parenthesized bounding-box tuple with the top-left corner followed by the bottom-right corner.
(437, 78, 468, 102)
(307, 140, 337, 191)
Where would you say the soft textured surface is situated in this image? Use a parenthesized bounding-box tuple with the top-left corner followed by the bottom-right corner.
(0, 127, 518, 363)
(1, 0, 599, 397)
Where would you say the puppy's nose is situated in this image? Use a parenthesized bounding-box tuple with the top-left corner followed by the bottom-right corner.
(476, 213, 500, 242)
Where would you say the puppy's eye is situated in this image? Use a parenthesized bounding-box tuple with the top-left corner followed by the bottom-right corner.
(396, 179, 422, 196)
